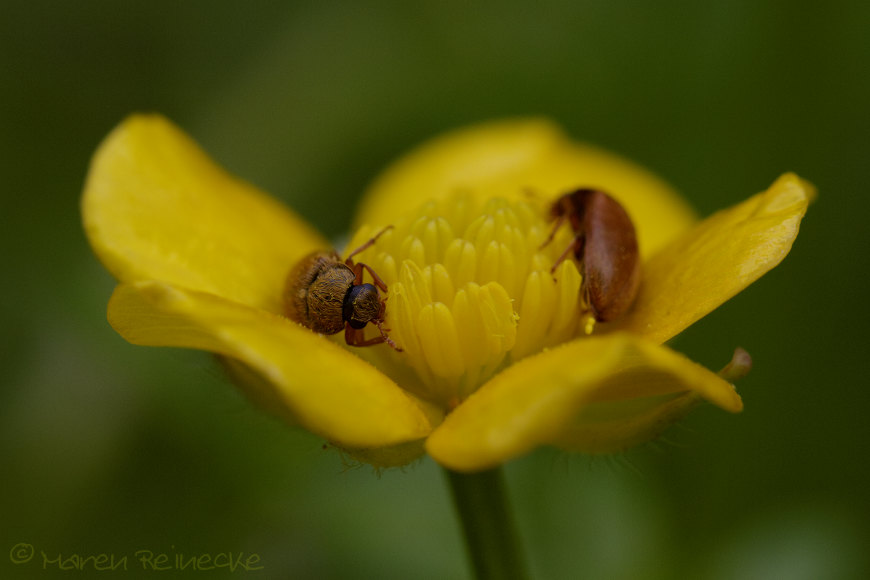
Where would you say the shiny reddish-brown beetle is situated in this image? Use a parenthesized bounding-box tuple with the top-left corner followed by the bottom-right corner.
(541, 188, 641, 322)
(284, 226, 401, 350)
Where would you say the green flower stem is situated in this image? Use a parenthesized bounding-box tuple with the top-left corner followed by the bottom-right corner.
(445, 467, 529, 580)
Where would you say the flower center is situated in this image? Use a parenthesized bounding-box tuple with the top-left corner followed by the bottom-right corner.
(346, 195, 593, 407)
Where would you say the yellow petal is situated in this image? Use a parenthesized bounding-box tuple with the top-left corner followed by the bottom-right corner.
(425, 333, 741, 472)
(617, 173, 814, 344)
(83, 114, 327, 314)
(108, 280, 437, 449)
(355, 119, 697, 258)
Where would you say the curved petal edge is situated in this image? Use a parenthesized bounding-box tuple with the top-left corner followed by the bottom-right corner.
(108, 280, 436, 449)
(83, 114, 328, 313)
(616, 173, 813, 344)
(354, 118, 697, 257)
(426, 333, 741, 472)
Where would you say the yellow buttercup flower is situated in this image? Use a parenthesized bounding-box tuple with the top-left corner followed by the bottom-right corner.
(82, 115, 812, 472)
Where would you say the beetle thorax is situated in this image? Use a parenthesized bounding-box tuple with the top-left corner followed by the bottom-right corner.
(344, 283, 381, 329)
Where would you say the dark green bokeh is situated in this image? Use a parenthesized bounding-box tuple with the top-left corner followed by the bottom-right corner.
(2, 2, 868, 578)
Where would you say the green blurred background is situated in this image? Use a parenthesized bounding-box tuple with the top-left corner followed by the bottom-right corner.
(2, 1, 868, 578)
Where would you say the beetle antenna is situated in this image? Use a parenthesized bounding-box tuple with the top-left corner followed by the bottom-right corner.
(375, 320, 402, 352)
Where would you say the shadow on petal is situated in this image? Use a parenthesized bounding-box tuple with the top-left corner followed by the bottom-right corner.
(426, 333, 741, 472)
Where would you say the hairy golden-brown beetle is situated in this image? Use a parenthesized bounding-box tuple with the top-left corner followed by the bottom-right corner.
(541, 188, 641, 322)
(285, 227, 401, 350)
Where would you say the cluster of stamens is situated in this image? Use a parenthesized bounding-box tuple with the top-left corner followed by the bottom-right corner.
(345, 195, 592, 407)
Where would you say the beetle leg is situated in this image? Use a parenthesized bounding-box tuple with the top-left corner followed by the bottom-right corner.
(538, 213, 565, 250)
(549, 234, 585, 276)
(344, 322, 402, 351)
(359, 262, 388, 292)
(344, 323, 385, 347)
(349, 261, 365, 285)
(581, 277, 599, 320)
(346, 260, 388, 292)
(345, 225, 394, 263)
